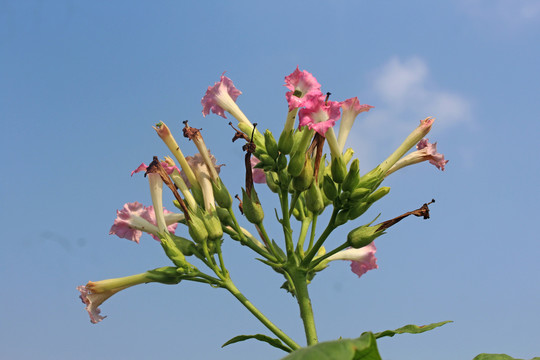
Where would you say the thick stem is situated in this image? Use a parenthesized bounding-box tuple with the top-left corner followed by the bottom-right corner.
(289, 270, 318, 345)
(223, 280, 300, 351)
(302, 208, 338, 266)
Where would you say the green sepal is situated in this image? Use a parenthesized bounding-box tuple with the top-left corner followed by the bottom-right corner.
(322, 175, 338, 201)
(347, 202, 371, 220)
(305, 183, 324, 214)
(222, 334, 293, 353)
(288, 151, 305, 177)
(330, 156, 347, 183)
(281, 332, 381, 360)
(292, 156, 314, 192)
(201, 209, 223, 241)
(212, 177, 232, 209)
(347, 217, 384, 248)
(264, 129, 279, 159)
(342, 159, 360, 192)
(145, 266, 183, 285)
(266, 171, 280, 193)
(374, 320, 452, 339)
(216, 207, 234, 227)
(242, 188, 264, 224)
(278, 129, 294, 154)
(187, 208, 208, 243)
(276, 153, 288, 171)
(334, 209, 349, 226)
(159, 232, 189, 268)
(168, 233, 197, 256)
(367, 186, 390, 203)
(349, 187, 370, 202)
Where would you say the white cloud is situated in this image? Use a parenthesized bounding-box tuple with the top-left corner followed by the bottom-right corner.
(458, 0, 540, 22)
(345, 56, 471, 169)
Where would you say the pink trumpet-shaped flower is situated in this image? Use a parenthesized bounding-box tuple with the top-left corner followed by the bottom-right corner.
(337, 97, 374, 151)
(202, 73, 242, 119)
(298, 94, 341, 136)
(141, 206, 179, 241)
(385, 138, 448, 176)
(327, 243, 378, 278)
(284, 67, 322, 110)
(250, 157, 266, 184)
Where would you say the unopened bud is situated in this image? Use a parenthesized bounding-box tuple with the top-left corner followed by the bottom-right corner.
(201, 210, 223, 241)
(335, 209, 349, 226)
(322, 175, 338, 201)
(331, 156, 347, 183)
(292, 157, 314, 192)
(276, 153, 287, 171)
(216, 207, 234, 227)
(342, 159, 360, 192)
(266, 171, 280, 193)
(347, 201, 370, 220)
(212, 178, 232, 209)
(264, 130, 279, 160)
(349, 187, 370, 202)
(277, 129, 294, 154)
(368, 187, 391, 203)
(347, 224, 385, 248)
(187, 209, 208, 243)
(160, 232, 189, 268)
(305, 183, 324, 214)
(242, 188, 264, 224)
(169, 234, 197, 256)
(288, 151, 305, 177)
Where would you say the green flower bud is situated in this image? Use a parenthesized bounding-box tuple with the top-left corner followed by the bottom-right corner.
(216, 207, 234, 227)
(317, 154, 327, 185)
(265, 171, 280, 193)
(288, 151, 305, 177)
(159, 232, 189, 267)
(368, 187, 391, 203)
(277, 129, 294, 154)
(347, 201, 370, 220)
(187, 208, 208, 243)
(305, 183, 324, 214)
(146, 266, 183, 284)
(242, 188, 264, 224)
(349, 187, 370, 202)
(264, 130, 279, 160)
(331, 156, 347, 183)
(322, 175, 338, 201)
(357, 167, 385, 191)
(168, 234, 197, 256)
(201, 210, 223, 241)
(292, 157, 314, 192)
(259, 154, 275, 167)
(212, 178, 232, 209)
(278, 171, 290, 191)
(342, 159, 360, 192)
(347, 224, 385, 248)
(343, 148, 354, 164)
(334, 209, 350, 226)
(339, 190, 351, 203)
(276, 153, 287, 171)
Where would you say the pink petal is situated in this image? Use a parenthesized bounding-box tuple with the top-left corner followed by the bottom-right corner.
(77, 285, 107, 324)
(284, 67, 322, 110)
(298, 94, 341, 136)
(341, 97, 374, 116)
(350, 243, 378, 278)
(141, 206, 179, 241)
(109, 202, 145, 243)
(131, 163, 148, 177)
(250, 157, 266, 184)
(201, 73, 242, 118)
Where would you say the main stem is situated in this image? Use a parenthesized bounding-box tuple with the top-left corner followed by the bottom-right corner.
(289, 269, 318, 345)
(223, 279, 301, 351)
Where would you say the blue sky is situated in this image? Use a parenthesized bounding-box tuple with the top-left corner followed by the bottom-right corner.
(1, 1, 539, 359)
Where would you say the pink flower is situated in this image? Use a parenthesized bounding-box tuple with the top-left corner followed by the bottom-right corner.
(182, 151, 224, 188)
(337, 97, 374, 152)
(416, 138, 449, 170)
(298, 94, 342, 136)
(327, 243, 378, 278)
(201, 73, 242, 119)
(284, 67, 322, 110)
(141, 206, 179, 241)
(109, 202, 182, 243)
(109, 202, 147, 243)
(250, 157, 266, 184)
(77, 284, 109, 324)
(131, 162, 179, 177)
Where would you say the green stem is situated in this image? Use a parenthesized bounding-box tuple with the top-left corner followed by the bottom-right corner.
(296, 218, 311, 257)
(302, 208, 338, 266)
(279, 188, 295, 256)
(309, 242, 349, 270)
(289, 269, 318, 345)
(256, 222, 282, 260)
(307, 214, 318, 252)
(223, 279, 300, 351)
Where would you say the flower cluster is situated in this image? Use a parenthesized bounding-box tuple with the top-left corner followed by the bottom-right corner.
(78, 66, 449, 358)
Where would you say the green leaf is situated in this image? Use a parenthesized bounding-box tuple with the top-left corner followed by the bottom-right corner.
(281, 332, 381, 360)
(222, 334, 293, 353)
(473, 354, 540, 360)
(374, 320, 452, 339)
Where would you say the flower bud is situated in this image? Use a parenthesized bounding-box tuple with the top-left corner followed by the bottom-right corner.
(292, 157, 314, 192)
(264, 130, 279, 160)
(347, 201, 370, 220)
(187, 208, 208, 243)
(342, 159, 360, 192)
(242, 188, 265, 224)
(276, 153, 287, 171)
(265, 171, 280, 193)
(212, 178, 232, 209)
(349, 187, 370, 202)
(322, 175, 338, 201)
(347, 224, 385, 248)
(288, 151, 305, 177)
(368, 187, 391, 203)
(201, 210, 223, 241)
(259, 153, 275, 168)
(331, 156, 347, 183)
(216, 207, 234, 227)
(159, 232, 189, 268)
(277, 129, 294, 154)
(305, 183, 324, 214)
(334, 209, 349, 226)
(169, 234, 197, 256)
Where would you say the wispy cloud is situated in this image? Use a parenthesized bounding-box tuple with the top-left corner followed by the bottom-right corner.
(458, 0, 540, 23)
(346, 56, 471, 168)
